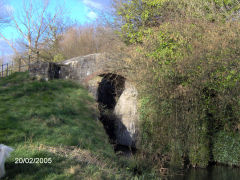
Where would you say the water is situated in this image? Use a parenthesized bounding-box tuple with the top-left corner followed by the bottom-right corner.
(113, 144, 240, 179)
(170, 165, 240, 180)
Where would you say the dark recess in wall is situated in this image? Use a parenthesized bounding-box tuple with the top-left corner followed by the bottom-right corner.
(97, 73, 125, 144)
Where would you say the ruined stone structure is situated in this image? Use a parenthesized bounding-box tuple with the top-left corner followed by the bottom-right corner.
(30, 53, 139, 148)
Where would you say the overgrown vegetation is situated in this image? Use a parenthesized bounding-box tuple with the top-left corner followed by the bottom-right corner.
(2, 0, 240, 178)
(114, 0, 240, 168)
(213, 131, 240, 166)
(0, 72, 158, 179)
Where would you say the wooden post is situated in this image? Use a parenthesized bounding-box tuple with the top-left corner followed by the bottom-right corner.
(37, 51, 39, 62)
(19, 58, 21, 72)
(28, 55, 31, 70)
(6, 63, 8, 76)
(1, 64, 3, 77)
(11, 61, 14, 74)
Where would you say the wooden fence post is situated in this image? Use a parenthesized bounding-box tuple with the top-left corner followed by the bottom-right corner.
(37, 51, 39, 62)
(19, 58, 21, 72)
(28, 55, 31, 70)
(6, 63, 8, 76)
(11, 61, 14, 74)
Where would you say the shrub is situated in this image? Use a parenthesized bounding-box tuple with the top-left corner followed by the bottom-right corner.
(114, 0, 240, 168)
(213, 131, 240, 166)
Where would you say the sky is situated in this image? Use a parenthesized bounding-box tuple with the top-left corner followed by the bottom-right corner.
(0, 0, 112, 63)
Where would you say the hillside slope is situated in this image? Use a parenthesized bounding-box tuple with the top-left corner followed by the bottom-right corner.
(0, 72, 153, 179)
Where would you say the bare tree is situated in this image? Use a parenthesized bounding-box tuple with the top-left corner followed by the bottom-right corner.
(0, 0, 64, 63)
(36, 16, 71, 62)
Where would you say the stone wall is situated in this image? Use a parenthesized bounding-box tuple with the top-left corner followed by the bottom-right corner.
(29, 62, 70, 80)
(61, 53, 115, 98)
(29, 53, 139, 148)
(114, 81, 139, 147)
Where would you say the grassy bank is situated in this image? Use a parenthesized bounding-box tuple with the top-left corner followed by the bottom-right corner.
(0, 72, 156, 179)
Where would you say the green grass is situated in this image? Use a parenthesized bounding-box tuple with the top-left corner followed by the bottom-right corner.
(0, 72, 157, 179)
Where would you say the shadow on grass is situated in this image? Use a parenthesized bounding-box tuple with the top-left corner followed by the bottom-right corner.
(5, 162, 48, 180)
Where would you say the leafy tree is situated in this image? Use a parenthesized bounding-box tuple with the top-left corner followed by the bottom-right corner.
(113, 0, 167, 44)
(114, 0, 240, 44)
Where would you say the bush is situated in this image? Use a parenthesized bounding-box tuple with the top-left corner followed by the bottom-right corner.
(213, 131, 240, 166)
(114, 0, 240, 168)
